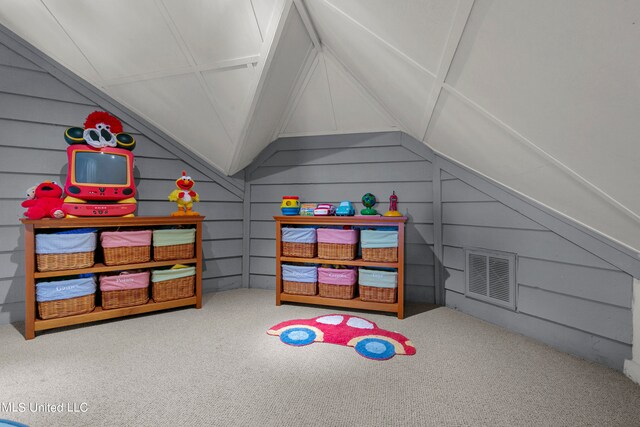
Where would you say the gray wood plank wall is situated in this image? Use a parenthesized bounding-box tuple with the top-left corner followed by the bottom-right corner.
(0, 42, 243, 324)
(439, 170, 633, 370)
(246, 132, 436, 302)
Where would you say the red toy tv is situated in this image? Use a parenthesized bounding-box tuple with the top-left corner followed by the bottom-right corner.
(62, 111, 137, 217)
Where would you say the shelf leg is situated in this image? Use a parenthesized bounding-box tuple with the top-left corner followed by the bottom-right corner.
(275, 219, 282, 306)
(24, 224, 36, 340)
(195, 221, 203, 309)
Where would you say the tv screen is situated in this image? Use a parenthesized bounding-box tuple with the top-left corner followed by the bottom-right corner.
(74, 151, 129, 185)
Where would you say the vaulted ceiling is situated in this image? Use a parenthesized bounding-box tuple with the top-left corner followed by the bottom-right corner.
(1, 0, 639, 253)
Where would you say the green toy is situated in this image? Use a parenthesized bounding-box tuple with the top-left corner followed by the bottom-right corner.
(360, 193, 378, 215)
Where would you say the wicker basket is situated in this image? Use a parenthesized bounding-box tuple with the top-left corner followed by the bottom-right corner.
(153, 243, 194, 261)
(359, 285, 396, 303)
(319, 283, 355, 299)
(318, 242, 357, 260)
(283, 280, 317, 295)
(102, 287, 149, 310)
(103, 246, 151, 266)
(361, 247, 398, 263)
(36, 251, 94, 272)
(152, 275, 195, 302)
(37, 294, 95, 320)
(282, 241, 316, 258)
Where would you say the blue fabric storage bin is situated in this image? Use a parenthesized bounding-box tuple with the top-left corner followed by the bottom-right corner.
(282, 264, 317, 283)
(282, 227, 317, 243)
(358, 268, 398, 289)
(361, 230, 398, 249)
(35, 229, 97, 254)
(36, 275, 97, 302)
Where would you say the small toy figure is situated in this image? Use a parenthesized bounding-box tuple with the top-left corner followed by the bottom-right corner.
(314, 203, 335, 216)
(281, 196, 300, 215)
(384, 191, 402, 217)
(21, 181, 66, 219)
(168, 170, 200, 216)
(360, 193, 378, 215)
(336, 201, 355, 216)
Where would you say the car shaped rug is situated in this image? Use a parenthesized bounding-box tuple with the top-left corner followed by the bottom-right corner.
(267, 314, 415, 360)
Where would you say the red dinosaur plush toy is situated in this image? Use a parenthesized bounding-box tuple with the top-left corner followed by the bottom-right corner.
(21, 181, 66, 219)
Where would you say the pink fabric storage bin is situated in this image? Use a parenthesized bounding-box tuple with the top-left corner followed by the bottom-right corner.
(100, 230, 152, 248)
(318, 267, 357, 286)
(99, 271, 150, 291)
(316, 229, 358, 244)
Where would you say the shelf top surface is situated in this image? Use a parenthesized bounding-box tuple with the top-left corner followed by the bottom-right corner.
(273, 215, 407, 224)
(21, 215, 205, 228)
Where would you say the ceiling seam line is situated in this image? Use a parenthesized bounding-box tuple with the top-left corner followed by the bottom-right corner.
(113, 95, 230, 174)
(319, 54, 339, 132)
(293, 0, 321, 49)
(38, 0, 104, 82)
(277, 51, 321, 137)
(228, 0, 294, 173)
(249, 0, 265, 43)
(154, 0, 236, 152)
(101, 56, 260, 87)
(322, 45, 403, 131)
(320, 0, 436, 79)
(420, 0, 476, 142)
(442, 84, 640, 224)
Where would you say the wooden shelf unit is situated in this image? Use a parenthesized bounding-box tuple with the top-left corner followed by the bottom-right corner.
(274, 215, 407, 319)
(21, 216, 204, 339)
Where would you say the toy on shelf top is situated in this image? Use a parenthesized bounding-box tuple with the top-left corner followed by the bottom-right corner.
(281, 196, 300, 215)
(314, 203, 335, 216)
(21, 181, 66, 220)
(169, 170, 200, 216)
(384, 191, 402, 217)
(65, 111, 136, 150)
(300, 203, 316, 216)
(360, 193, 378, 215)
(336, 200, 355, 216)
(62, 111, 137, 217)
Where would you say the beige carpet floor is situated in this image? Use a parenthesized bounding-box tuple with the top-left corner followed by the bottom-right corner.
(1, 288, 639, 427)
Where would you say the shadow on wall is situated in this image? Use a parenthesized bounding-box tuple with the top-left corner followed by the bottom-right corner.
(248, 145, 357, 182)
(4, 226, 27, 335)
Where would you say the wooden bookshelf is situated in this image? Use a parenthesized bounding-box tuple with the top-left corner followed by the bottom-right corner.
(274, 215, 407, 319)
(21, 216, 204, 339)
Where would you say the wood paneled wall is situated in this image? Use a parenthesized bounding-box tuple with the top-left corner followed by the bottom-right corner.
(0, 41, 243, 324)
(439, 166, 634, 370)
(245, 132, 436, 302)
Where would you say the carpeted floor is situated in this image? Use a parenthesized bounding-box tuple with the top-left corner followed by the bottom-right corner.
(1, 288, 639, 426)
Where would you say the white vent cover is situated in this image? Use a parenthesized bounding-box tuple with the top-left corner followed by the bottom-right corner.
(465, 248, 516, 309)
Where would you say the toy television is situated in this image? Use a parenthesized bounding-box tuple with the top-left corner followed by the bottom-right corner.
(63, 145, 137, 217)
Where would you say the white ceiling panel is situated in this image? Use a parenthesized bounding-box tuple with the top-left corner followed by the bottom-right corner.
(446, 0, 640, 217)
(230, 5, 313, 173)
(0, 0, 99, 81)
(323, 52, 397, 133)
(305, 0, 435, 136)
(427, 91, 548, 180)
(107, 74, 233, 172)
(251, 0, 280, 41)
(202, 65, 255, 141)
(324, 0, 458, 74)
(162, 0, 261, 66)
(427, 90, 640, 252)
(2, 0, 639, 253)
(283, 57, 336, 134)
(43, 0, 188, 80)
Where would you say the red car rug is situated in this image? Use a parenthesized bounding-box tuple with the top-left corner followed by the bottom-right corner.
(267, 314, 415, 360)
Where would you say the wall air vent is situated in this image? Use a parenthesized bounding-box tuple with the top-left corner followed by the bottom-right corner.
(465, 248, 516, 310)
